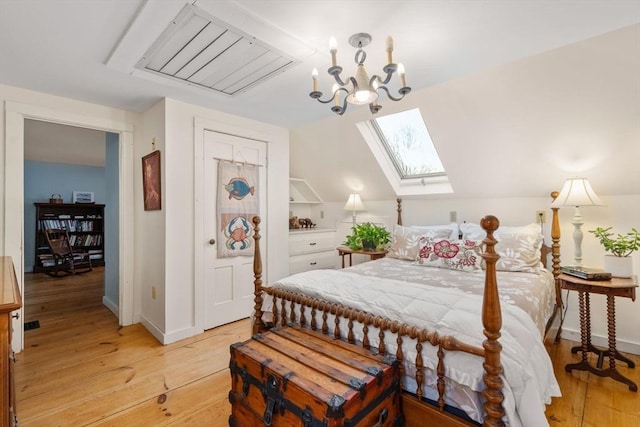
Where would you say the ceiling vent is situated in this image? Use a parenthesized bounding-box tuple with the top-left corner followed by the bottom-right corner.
(136, 4, 299, 96)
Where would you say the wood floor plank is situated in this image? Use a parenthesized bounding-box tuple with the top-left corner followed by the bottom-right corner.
(545, 339, 588, 426)
(88, 371, 230, 426)
(581, 353, 640, 427)
(18, 324, 247, 421)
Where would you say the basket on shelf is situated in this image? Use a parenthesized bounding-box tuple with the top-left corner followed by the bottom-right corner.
(49, 194, 63, 204)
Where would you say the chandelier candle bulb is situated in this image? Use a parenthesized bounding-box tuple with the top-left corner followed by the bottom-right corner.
(386, 35, 394, 64)
(329, 36, 338, 66)
(398, 63, 406, 87)
(312, 68, 318, 92)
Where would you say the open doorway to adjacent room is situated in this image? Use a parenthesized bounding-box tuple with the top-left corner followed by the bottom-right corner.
(23, 119, 120, 338)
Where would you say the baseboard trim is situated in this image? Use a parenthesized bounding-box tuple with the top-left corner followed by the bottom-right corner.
(558, 327, 640, 355)
(139, 315, 165, 344)
(163, 325, 202, 345)
(102, 296, 118, 318)
(139, 315, 201, 345)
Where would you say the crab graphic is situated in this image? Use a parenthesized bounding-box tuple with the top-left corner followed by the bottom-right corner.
(224, 216, 253, 251)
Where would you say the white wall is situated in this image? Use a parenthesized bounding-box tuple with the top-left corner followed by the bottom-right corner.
(290, 25, 640, 203)
(142, 98, 290, 344)
(309, 195, 640, 353)
(137, 100, 167, 335)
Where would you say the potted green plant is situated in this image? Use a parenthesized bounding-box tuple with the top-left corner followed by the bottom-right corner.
(344, 222, 391, 251)
(589, 227, 640, 278)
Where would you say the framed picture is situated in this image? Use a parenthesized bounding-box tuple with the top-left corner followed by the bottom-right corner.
(73, 191, 95, 204)
(142, 150, 161, 211)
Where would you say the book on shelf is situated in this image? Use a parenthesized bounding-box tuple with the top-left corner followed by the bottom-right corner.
(560, 266, 612, 281)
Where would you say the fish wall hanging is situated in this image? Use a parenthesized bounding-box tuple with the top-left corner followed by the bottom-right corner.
(216, 161, 259, 258)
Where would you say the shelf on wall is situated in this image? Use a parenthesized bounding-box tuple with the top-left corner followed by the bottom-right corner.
(289, 178, 323, 204)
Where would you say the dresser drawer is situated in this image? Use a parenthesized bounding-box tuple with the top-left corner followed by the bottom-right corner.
(289, 251, 336, 275)
(289, 231, 335, 255)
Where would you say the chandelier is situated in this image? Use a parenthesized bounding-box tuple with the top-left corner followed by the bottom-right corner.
(309, 33, 411, 115)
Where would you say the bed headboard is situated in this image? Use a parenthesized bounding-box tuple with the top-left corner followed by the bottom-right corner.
(394, 196, 561, 275)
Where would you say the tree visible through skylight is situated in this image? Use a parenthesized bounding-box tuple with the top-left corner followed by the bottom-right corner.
(372, 108, 445, 178)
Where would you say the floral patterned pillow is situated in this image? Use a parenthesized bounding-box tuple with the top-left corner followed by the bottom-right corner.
(415, 238, 483, 272)
(459, 222, 543, 273)
(387, 225, 455, 260)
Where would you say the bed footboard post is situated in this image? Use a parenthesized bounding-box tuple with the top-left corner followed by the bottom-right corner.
(480, 216, 505, 427)
(252, 216, 265, 334)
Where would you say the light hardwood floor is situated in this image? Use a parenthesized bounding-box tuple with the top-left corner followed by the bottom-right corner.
(15, 268, 640, 426)
(16, 267, 251, 426)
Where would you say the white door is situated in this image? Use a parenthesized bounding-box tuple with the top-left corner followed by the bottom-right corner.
(203, 130, 267, 329)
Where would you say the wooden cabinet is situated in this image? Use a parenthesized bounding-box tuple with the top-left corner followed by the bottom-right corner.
(289, 229, 336, 274)
(1, 257, 22, 426)
(34, 203, 105, 273)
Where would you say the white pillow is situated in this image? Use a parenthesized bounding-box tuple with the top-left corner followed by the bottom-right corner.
(387, 224, 457, 261)
(408, 223, 459, 240)
(459, 222, 543, 273)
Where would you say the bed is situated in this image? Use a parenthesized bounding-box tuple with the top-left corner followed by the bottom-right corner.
(249, 196, 563, 426)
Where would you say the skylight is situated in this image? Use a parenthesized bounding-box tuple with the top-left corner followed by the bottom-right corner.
(356, 108, 452, 196)
(372, 108, 445, 179)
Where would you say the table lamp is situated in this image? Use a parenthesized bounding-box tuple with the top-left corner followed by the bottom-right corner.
(551, 177, 603, 266)
(344, 193, 365, 227)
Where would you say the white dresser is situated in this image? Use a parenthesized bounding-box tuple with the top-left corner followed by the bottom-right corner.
(289, 228, 337, 274)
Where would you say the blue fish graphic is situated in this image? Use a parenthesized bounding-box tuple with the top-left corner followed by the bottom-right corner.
(225, 178, 255, 200)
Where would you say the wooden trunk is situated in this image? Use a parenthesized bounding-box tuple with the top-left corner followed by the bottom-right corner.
(229, 326, 402, 427)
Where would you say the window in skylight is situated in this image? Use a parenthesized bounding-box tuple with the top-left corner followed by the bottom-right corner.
(356, 108, 452, 196)
(372, 108, 445, 178)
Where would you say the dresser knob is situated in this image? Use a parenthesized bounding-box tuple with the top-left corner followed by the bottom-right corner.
(209, 239, 216, 245)
(12, 312, 20, 319)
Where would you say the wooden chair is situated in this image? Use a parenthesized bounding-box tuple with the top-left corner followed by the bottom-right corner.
(43, 228, 92, 276)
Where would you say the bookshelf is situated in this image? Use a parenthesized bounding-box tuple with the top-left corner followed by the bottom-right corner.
(34, 203, 105, 272)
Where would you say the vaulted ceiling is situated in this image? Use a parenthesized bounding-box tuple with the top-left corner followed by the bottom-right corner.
(2, 1, 639, 201)
(1, 0, 638, 128)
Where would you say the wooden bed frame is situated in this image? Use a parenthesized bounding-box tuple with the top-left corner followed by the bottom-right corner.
(250, 194, 562, 427)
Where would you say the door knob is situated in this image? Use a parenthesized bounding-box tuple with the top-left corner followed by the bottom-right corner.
(209, 239, 216, 245)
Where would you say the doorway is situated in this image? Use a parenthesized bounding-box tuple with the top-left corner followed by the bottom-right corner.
(23, 120, 117, 332)
(202, 130, 267, 329)
(5, 101, 135, 352)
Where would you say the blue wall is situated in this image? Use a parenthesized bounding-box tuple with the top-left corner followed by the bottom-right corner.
(24, 161, 106, 272)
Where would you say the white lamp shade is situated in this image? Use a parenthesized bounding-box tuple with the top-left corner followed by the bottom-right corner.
(344, 193, 365, 211)
(551, 178, 603, 207)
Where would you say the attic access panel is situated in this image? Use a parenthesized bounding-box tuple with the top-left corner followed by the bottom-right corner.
(136, 4, 298, 96)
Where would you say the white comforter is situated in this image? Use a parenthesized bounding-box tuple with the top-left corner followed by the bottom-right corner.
(270, 264, 561, 427)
